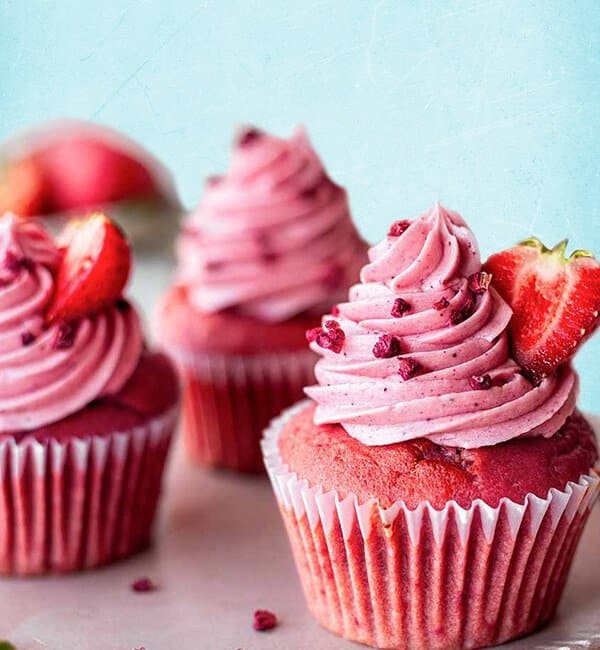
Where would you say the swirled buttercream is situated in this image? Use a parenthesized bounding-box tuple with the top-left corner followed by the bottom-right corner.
(176, 127, 366, 322)
(0, 214, 143, 430)
(305, 204, 577, 448)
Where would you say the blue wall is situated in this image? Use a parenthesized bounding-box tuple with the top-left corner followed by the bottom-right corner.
(1, 1, 598, 410)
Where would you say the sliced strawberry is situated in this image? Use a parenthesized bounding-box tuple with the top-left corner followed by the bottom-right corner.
(46, 213, 131, 323)
(484, 238, 600, 381)
(0, 157, 46, 216)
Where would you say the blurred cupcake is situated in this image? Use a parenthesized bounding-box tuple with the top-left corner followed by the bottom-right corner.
(263, 204, 600, 648)
(156, 126, 367, 473)
(0, 119, 181, 252)
(0, 212, 179, 575)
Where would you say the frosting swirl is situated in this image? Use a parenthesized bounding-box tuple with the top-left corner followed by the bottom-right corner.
(305, 204, 577, 448)
(0, 214, 143, 430)
(176, 127, 366, 322)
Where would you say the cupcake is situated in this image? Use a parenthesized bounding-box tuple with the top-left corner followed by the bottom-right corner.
(263, 204, 600, 649)
(0, 212, 179, 575)
(157, 126, 367, 473)
(0, 119, 181, 253)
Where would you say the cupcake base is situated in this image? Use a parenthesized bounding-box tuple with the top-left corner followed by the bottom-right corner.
(263, 401, 600, 650)
(0, 406, 177, 576)
(175, 350, 315, 473)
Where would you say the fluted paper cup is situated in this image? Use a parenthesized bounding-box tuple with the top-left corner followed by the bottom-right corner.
(170, 349, 315, 473)
(0, 406, 178, 576)
(262, 401, 600, 650)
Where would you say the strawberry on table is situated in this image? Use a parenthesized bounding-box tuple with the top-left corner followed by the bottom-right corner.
(484, 237, 600, 381)
(46, 212, 131, 323)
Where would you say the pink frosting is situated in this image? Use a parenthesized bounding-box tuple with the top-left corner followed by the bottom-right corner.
(176, 127, 366, 322)
(0, 214, 143, 431)
(305, 204, 577, 448)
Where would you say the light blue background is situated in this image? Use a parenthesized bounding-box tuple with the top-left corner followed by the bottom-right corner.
(1, 1, 598, 410)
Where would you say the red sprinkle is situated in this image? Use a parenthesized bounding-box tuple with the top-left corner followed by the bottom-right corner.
(131, 577, 156, 593)
(373, 334, 402, 358)
(255, 232, 278, 264)
(391, 297, 411, 318)
(432, 297, 450, 311)
(388, 220, 411, 237)
(253, 609, 277, 631)
(450, 298, 474, 325)
(300, 184, 319, 200)
(316, 330, 344, 353)
(4, 252, 34, 274)
(53, 321, 79, 350)
(310, 320, 345, 353)
(21, 331, 36, 346)
(398, 357, 421, 380)
(236, 127, 262, 147)
(469, 374, 493, 390)
(468, 271, 492, 295)
(205, 174, 223, 187)
(205, 259, 225, 271)
(330, 305, 340, 317)
(305, 327, 321, 343)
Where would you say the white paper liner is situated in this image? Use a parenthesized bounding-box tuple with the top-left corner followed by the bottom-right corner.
(262, 400, 600, 649)
(168, 348, 315, 472)
(0, 406, 178, 576)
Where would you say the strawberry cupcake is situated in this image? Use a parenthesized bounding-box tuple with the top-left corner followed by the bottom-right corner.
(156, 126, 366, 472)
(263, 204, 600, 649)
(0, 212, 179, 575)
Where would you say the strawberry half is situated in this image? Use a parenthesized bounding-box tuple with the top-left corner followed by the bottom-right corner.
(46, 213, 131, 323)
(0, 157, 46, 216)
(484, 238, 600, 381)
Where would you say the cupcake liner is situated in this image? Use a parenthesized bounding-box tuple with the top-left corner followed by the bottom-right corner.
(262, 401, 600, 650)
(172, 349, 315, 473)
(0, 406, 178, 576)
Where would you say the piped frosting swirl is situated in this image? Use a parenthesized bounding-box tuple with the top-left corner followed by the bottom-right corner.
(176, 127, 366, 322)
(0, 214, 143, 430)
(305, 204, 577, 448)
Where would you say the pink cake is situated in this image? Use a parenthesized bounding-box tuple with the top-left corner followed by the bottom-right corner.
(0, 214, 179, 575)
(279, 403, 597, 510)
(156, 126, 367, 472)
(263, 204, 600, 649)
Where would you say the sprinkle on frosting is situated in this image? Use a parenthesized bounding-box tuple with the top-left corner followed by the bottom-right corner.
(388, 220, 411, 237)
(468, 271, 492, 295)
(391, 297, 411, 317)
(398, 357, 421, 380)
(469, 374, 493, 390)
(175, 126, 366, 323)
(309, 320, 345, 354)
(21, 330, 36, 346)
(53, 321, 79, 350)
(305, 203, 577, 448)
(373, 334, 402, 359)
(0, 214, 143, 431)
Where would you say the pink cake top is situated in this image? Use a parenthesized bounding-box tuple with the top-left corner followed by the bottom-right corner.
(305, 204, 576, 448)
(279, 403, 597, 509)
(175, 126, 366, 323)
(0, 215, 143, 430)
